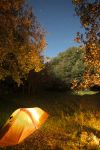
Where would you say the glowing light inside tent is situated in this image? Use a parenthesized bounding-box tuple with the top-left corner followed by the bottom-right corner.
(30, 109, 39, 122)
(0, 107, 48, 147)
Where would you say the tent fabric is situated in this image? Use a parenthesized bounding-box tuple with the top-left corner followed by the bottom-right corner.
(0, 107, 48, 147)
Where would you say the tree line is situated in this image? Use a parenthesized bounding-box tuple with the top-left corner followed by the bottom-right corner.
(0, 0, 99, 95)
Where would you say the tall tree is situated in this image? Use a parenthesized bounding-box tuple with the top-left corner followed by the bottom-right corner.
(72, 0, 100, 89)
(0, 0, 46, 85)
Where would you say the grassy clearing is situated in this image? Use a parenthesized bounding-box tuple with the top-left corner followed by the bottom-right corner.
(73, 90, 99, 96)
(0, 91, 100, 150)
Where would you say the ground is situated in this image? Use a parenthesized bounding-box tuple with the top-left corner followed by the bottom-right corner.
(0, 90, 100, 150)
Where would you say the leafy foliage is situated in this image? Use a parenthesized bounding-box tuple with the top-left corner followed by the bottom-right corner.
(0, 0, 46, 85)
(72, 0, 100, 89)
(47, 47, 86, 89)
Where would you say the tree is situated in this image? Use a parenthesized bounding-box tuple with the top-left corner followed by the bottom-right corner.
(0, 0, 46, 85)
(47, 47, 86, 89)
(72, 0, 100, 89)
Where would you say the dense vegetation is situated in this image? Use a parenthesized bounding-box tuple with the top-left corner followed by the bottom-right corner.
(0, 0, 46, 86)
(46, 47, 86, 90)
(72, 0, 100, 89)
(0, 0, 99, 93)
(0, 46, 99, 94)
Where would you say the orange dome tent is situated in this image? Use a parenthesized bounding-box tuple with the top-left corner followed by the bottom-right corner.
(0, 107, 48, 147)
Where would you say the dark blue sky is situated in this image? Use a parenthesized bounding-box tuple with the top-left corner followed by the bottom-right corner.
(29, 0, 84, 57)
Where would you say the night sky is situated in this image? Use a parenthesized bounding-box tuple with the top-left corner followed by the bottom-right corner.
(29, 0, 84, 57)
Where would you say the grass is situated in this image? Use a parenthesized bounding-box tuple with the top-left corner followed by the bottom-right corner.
(73, 90, 99, 96)
(0, 90, 100, 150)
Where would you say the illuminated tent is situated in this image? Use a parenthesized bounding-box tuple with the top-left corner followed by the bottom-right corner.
(0, 107, 48, 147)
